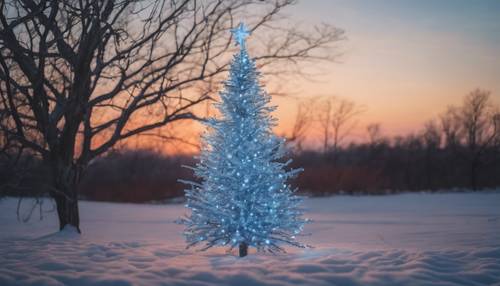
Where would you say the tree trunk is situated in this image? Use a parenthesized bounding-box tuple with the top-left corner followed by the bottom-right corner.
(49, 159, 82, 233)
(239, 242, 248, 257)
(54, 192, 81, 233)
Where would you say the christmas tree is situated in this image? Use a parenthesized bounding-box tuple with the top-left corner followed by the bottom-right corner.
(180, 23, 307, 257)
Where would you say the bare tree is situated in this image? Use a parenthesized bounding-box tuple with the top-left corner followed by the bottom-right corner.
(459, 89, 499, 190)
(0, 0, 344, 232)
(317, 96, 362, 154)
(422, 120, 441, 150)
(366, 123, 382, 145)
(421, 120, 441, 190)
(318, 99, 331, 153)
(440, 106, 462, 149)
(285, 99, 315, 152)
(493, 112, 500, 149)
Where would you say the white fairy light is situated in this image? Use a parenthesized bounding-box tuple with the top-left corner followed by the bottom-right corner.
(180, 22, 307, 256)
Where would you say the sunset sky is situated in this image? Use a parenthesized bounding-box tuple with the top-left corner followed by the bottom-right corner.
(271, 0, 500, 142)
(129, 0, 500, 153)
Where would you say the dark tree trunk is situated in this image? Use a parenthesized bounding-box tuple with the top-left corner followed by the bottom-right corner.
(54, 192, 81, 233)
(239, 242, 248, 257)
(49, 159, 82, 233)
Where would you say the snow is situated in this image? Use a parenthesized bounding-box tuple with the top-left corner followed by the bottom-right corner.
(1, 192, 499, 286)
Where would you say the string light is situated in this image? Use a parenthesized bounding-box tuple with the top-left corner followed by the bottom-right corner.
(180, 22, 307, 255)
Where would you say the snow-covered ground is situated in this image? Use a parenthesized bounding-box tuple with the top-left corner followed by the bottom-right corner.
(1, 192, 499, 286)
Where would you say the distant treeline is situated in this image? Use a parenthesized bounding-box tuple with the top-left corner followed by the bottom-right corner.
(293, 142, 500, 195)
(0, 150, 194, 203)
(1, 140, 499, 203)
(1, 89, 499, 202)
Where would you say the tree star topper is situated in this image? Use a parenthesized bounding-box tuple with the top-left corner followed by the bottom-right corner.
(231, 22, 250, 47)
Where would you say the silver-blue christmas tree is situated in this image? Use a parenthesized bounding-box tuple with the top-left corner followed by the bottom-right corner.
(180, 23, 307, 257)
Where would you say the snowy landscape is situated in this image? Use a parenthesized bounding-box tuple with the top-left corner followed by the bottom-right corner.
(1, 1, 500, 286)
(1, 191, 499, 286)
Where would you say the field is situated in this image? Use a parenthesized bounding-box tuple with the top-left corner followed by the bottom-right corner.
(1, 192, 499, 286)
